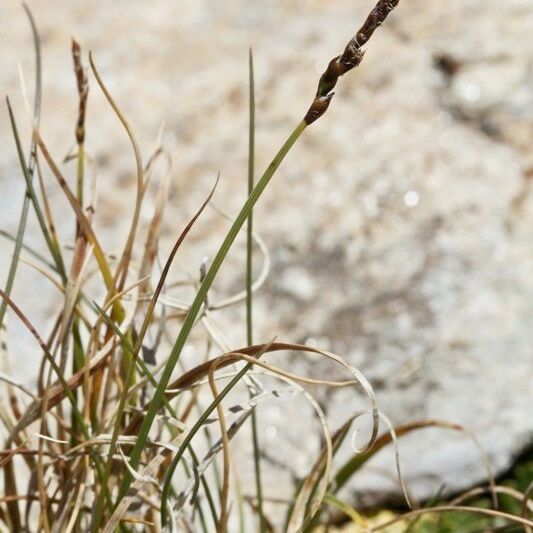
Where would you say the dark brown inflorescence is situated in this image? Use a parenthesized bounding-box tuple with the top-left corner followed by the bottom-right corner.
(72, 39, 88, 144)
(304, 0, 400, 125)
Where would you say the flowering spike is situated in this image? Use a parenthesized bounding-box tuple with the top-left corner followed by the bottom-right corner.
(304, 0, 400, 125)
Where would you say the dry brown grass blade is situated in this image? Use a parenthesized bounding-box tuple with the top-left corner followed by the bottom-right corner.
(450, 484, 533, 514)
(523, 481, 533, 532)
(137, 150, 172, 296)
(6, 275, 143, 442)
(7, 326, 121, 442)
(168, 343, 370, 393)
(0, 441, 27, 470)
(101, 431, 184, 533)
(266, 374, 332, 533)
(370, 505, 533, 531)
(124, 342, 376, 440)
(62, 478, 86, 533)
(31, 128, 119, 301)
(175, 410, 253, 514)
(0, 448, 58, 461)
(207, 356, 232, 533)
(333, 418, 496, 509)
(88, 51, 144, 293)
(173, 345, 355, 393)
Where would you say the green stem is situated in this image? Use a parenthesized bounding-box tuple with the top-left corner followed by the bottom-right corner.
(5, 99, 67, 282)
(246, 49, 266, 533)
(251, 413, 264, 528)
(115, 120, 307, 511)
(246, 50, 255, 356)
(160, 358, 256, 523)
(0, 193, 32, 329)
(0, 6, 42, 329)
(92, 174, 218, 531)
(92, 304, 218, 530)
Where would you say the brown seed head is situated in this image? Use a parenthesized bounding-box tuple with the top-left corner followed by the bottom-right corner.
(304, 0, 400, 125)
(72, 39, 88, 144)
(304, 93, 334, 125)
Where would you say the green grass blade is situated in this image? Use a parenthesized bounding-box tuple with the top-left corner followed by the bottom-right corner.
(5, 98, 67, 282)
(159, 351, 263, 525)
(0, 5, 43, 330)
(92, 302, 218, 529)
(246, 48, 266, 533)
(246, 48, 255, 350)
(0, 289, 112, 515)
(114, 120, 307, 512)
(91, 176, 218, 531)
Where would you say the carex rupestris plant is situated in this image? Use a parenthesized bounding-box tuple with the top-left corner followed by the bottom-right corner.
(2, 1, 531, 531)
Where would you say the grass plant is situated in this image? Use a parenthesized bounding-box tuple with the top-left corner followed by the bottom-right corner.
(0, 1, 531, 531)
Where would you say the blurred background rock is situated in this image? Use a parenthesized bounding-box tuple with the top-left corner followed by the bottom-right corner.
(0, 0, 531, 507)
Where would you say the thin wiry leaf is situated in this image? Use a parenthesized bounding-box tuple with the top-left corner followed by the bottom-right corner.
(0, 2, 43, 329)
(91, 174, 219, 530)
(116, 120, 308, 506)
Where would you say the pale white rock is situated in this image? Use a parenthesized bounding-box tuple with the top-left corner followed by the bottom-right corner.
(0, 0, 531, 516)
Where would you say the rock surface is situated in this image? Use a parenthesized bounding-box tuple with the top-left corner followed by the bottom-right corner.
(0, 0, 532, 509)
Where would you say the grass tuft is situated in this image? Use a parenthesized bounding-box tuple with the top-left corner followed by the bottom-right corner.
(0, 2, 531, 532)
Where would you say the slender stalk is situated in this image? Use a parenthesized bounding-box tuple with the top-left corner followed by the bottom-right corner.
(92, 303, 219, 530)
(246, 49, 266, 533)
(91, 177, 218, 530)
(246, 49, 255, 366)
(0, 289, 110, 505)
(88, 52, 144, 293)
(0, 163, 32, 328)
(251, 413, 264, 526)
(115, 120, 307, 511)
(76, 143, 85, 217)
(6, 99, 67, 281)
(71, 38, 89, 441)
(113, 0, 401, 523)
(88, 52, 143, 432)
(160, 352, 264, 524)
(0, 4, 42, 329)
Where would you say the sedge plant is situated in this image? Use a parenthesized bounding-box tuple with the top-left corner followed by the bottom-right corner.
(1, 1, 532, 532)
